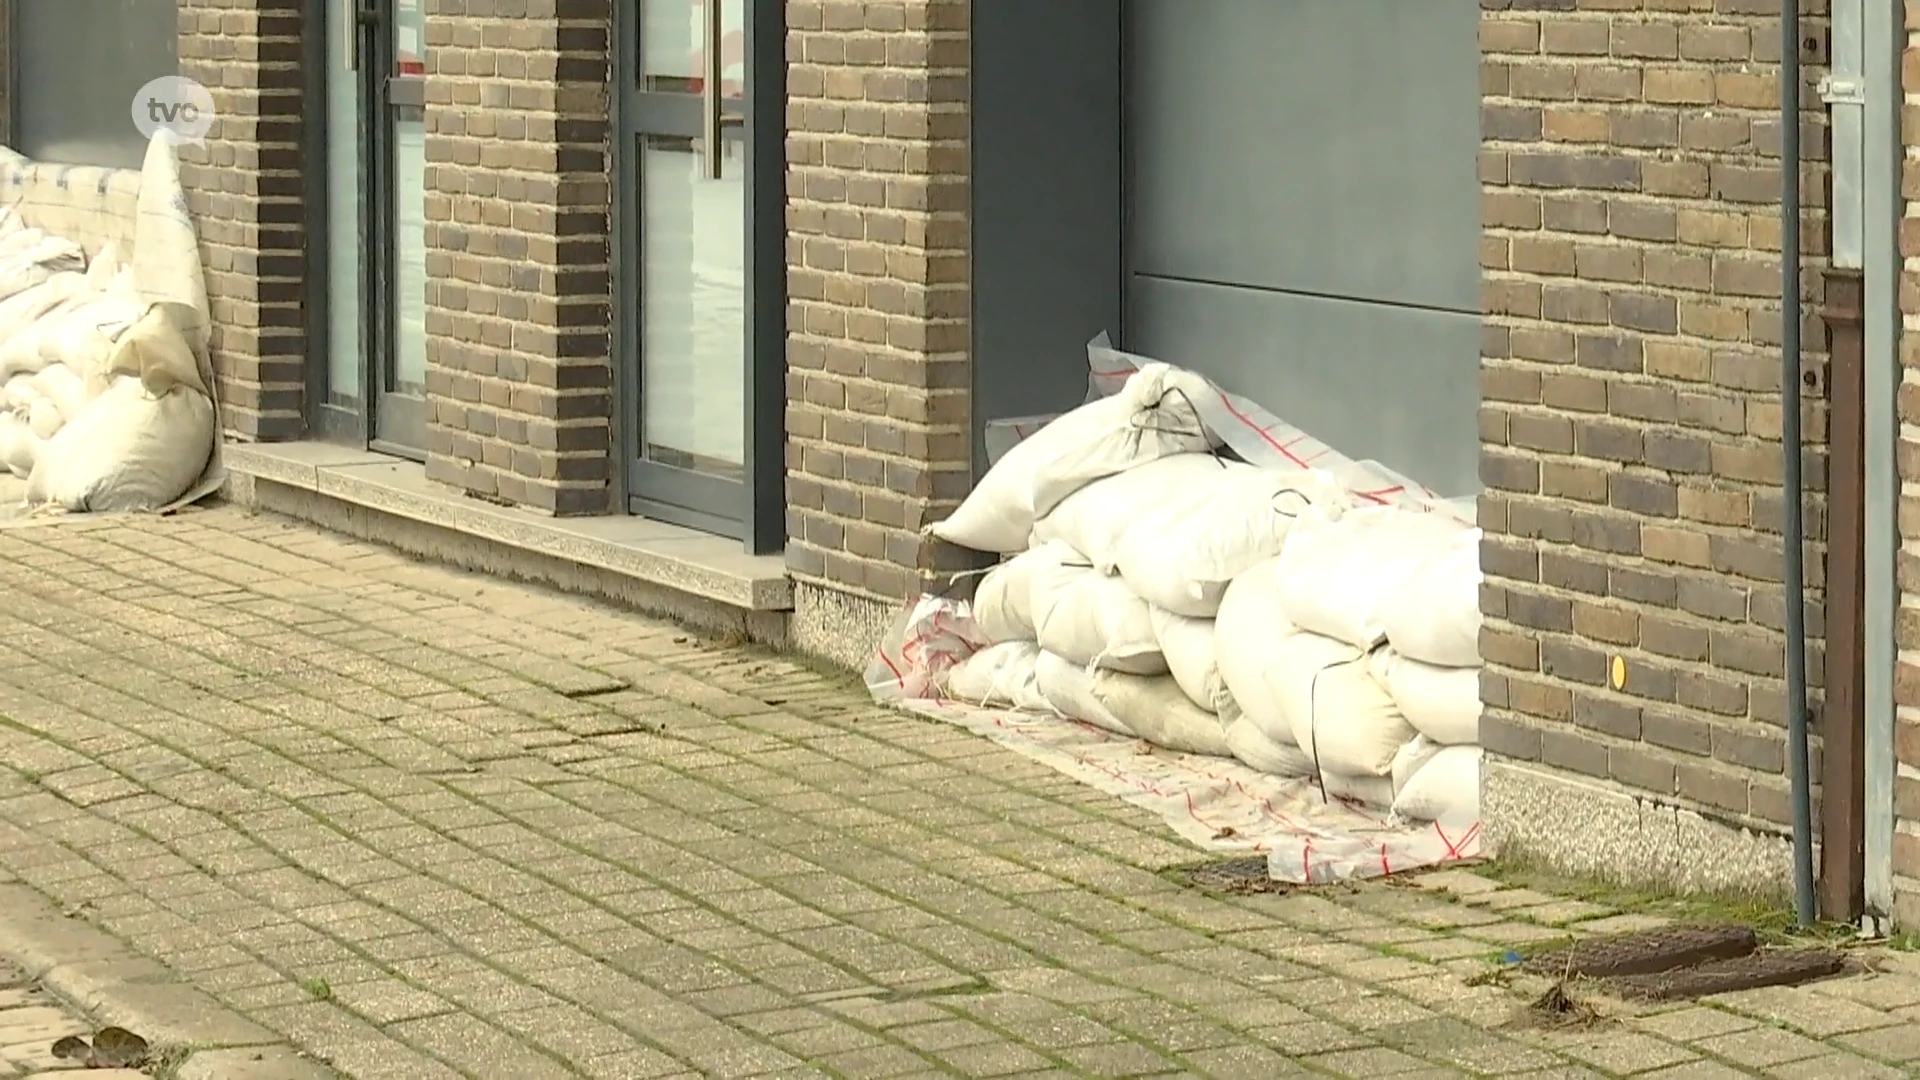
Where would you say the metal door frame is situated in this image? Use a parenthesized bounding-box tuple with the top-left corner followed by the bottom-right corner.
(366, 0, 426, 458)
(610, 0, 786, 552)
(305, 0, 424, 456)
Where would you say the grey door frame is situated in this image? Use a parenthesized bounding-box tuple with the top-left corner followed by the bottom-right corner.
(610, 0, 786, 553)
(304, 0, 426, 457)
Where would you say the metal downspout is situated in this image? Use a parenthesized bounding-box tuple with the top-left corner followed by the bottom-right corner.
(1781, 0, 1817, 927)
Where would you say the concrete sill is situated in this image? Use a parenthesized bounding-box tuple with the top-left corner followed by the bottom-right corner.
(223, 442, 793, 612)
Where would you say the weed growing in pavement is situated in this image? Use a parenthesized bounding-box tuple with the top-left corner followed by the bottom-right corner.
(301, 977, 332, 1001)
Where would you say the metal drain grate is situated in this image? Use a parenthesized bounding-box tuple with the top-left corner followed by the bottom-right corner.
(1607, 948, 1845, 1002)
(1178, 857, 1290, 894)
(1522, 925, 1759, 979)
(1522, 923, 1843, 1001)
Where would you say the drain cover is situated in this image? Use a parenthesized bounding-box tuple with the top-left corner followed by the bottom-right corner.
(1607, 948, 1845, 1002)
(1522, 925, 1758, 979)
(1520, 923, 1843, 1001)
(1179, 856, 1289, 894)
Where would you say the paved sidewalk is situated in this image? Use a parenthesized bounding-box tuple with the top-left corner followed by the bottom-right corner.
(0, 507, 1914, 1078)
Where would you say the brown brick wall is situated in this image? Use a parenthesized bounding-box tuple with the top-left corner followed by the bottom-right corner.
(177, 0, 308, 440)
(1894, 0, 1920, 928)
(1480, 1, 1832, 850)
(783, 0, 972, 603)
(419, 0, 615, 516)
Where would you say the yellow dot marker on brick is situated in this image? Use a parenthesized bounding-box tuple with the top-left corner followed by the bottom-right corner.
(1610, 655, 1627, 691)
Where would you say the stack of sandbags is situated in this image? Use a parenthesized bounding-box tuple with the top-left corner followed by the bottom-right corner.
(1371, 524, 1485, 822)
(1254, 505, 1485, 822)
(927, 362, 1487, 827)
(0, 232, 215, 511)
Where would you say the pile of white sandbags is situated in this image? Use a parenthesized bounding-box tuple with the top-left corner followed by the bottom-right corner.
(931, 364, 1485, 824)
(0, 209, 213, 512)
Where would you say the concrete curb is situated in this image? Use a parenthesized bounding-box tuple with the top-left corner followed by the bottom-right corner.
(0, 883, 339, 1078)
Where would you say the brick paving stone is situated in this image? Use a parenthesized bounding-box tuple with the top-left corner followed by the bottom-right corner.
(0, 510, 1909, 1078)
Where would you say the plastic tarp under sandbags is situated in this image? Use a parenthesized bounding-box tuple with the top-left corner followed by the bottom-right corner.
(873, 338, 1483, 885)
(0, 135, 222, 520)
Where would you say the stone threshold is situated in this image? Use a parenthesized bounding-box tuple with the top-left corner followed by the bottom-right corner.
(222, 441, 793, 613)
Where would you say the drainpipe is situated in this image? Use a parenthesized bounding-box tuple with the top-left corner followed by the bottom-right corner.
(1779, 0, 1815, 928)
(1817, 0, 1870, 926)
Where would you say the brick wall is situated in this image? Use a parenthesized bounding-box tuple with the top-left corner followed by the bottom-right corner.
(1479, 0, 1831, 885)
(420, 0, 615, 516)
(783, 0, 972, 604)
(177, 0, 308, 440)
(1895, 0, 1920, 928)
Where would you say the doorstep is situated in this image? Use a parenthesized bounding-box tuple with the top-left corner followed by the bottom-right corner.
(222, 441, 793, 612)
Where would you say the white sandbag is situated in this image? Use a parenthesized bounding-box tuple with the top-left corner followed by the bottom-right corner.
(1037, 648, 1227, 756)
(26, 398, 61, 440)
(0, 273, 91, 371)
(1273, 505, 1472, 649)
(39, 296, 140, 384)
(1035, 650, 1132, 737)
(1372, 649, 1481, 746)
(1116, 464, 1347, 618)
(1265, 632, 1416, 777)
(1321, 771, 1395, 810)
(1031, 453, 1230, 571)
(28, 364, 92, 422)
(0, 232, 83, 303)
(1224, 717, 1315, 777)
(972, 542, 1070, 645)
(1390, 735, 1445, 792)
(1213, 556, 1301, 744)
(1381, 526, 1483, 668)
(105, 304, 208, 397)
(2, 374, 38, 412)
(1099, 672, 1231, 757)
(1031, 555, 1165, 674)
(0, 412, 39, 478)
(1391, 743, 1482, 822)
(26, 376, 216, 512)
(928, 363, 1215, 553)
(942, 641, 1049, 711)
(1151, 606, 1230, 715)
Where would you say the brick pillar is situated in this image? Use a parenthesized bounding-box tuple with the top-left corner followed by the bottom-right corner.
(420, 0, 614, 515)
(784, 0, 972, 656)
(1893, 0, 1920, 928)
(177, 0, 308, 440)
(1479, 2, 1831, 894)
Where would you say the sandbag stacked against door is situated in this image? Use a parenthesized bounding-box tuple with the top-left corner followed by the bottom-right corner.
(907, 357, 1486, 825)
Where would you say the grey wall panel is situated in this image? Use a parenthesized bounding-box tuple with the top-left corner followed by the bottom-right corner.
(969, 0, 1123, 473)
(1126, 275, 1480, 497)
(1125, 0, 1480, 314)
(15, 0, 179, 169)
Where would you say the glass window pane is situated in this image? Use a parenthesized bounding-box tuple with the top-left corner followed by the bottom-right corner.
(641, 0, 744, 95)
(15, 0, 179, 169)
(325, 2, 362, 403)
(392, 0, 428, 398)
(641, 133, 745, 480)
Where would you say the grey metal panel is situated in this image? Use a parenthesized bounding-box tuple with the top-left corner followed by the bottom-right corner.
(969, 0, 1123, 472)
(1125, 0, 1480, 313)
(1127, 275, 1480, 497)
(14, 0, 179, 169)
(1862, 0, 1900, 930)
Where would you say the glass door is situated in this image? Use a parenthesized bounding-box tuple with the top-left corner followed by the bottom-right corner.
(318, 0, 427, 455)
(624, 0, 751, 535)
